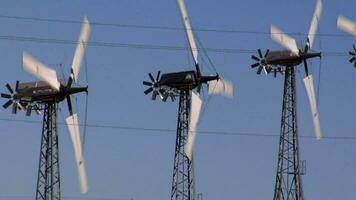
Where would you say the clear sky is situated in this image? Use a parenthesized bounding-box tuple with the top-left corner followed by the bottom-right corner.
(0, 0, 355, 199)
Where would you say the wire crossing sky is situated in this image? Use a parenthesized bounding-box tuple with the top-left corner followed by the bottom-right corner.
(0, 0, 355, 200)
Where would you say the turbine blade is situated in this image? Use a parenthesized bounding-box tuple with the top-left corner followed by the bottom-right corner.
(1, 93, 11, 99)
(143, 81, 153, 86)
(207, 79, 233, 98)
(6, 83, 13, 94)
(307, 0, 322, 49)
(251, 63, 260, 68)
(184, 92, 202, 160)
(144, 87, 153, 95)
(258, 49, 263, 58)
(3, 99, 13, 109)
(251, 55, 260, 62)
(257, 66, 263, 74)
(270, 25, 299, 55)
(264, 49, 270, 58)
(349, 57, 355, 64)
(65, 114, 89, 194)
(303, 75, 321, 140)
(148, 73, 155, 82)
(23, 52, 60, 91)
(70, 17, 91, 83)
(337, 16, 356, 36)
(156, 71, 161, 81)
(177, 0, 199, 66)
(12, 103, 17, 114)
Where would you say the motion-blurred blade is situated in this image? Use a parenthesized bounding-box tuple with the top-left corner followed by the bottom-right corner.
(3, 99, 13, 109)
(307, 0, 322, 49)
(303, 75, 321, 140)
(71, 17, 91, 83)
(1, 93, 11, 99)
(23, 52, 60, 91)
(144, 87, 153, 95)
(177, 0, 199, 67)
(270, 25, 299, 55)
(257, 66, 263, 75)
(337, 16, 356, 36)
(258, 49, 263, 58)
(65, 114, 89, 194)
(6, 84, 13, 94)
(207, 79, 233, 98)
(184, 92, 202, 160)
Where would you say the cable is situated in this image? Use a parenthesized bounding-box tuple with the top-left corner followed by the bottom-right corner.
(0, 117, 355, 141)
(0, 34, 348, 57)
(0, 14, 353, 38)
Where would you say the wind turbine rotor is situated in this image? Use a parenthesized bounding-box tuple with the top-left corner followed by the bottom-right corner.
(251, 49, 271, 75)
(1, 81, 26, 113)
(143, 71, 168, 100)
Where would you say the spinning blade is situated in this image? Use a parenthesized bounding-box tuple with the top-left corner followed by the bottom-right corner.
(23, 52, 60, 91)
(337, 16, 356, 36)
(70, 17, 91, 84)
(307, 0, 323, 49)
(303, 75, 321, 140)
(207, 79, 233, 98)
(184, 91, 202, 160)
(66, 113, 89, 194)
(270, 25, 299, 55)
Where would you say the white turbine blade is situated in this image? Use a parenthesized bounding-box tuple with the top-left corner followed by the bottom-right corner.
(307, 0, 323, 49)
(71, 16, 91, 83)
(184, 92, 202, 160)
(177, 0, 198, 66)
(23, 52, 60, 91)
(207, 79, 233, 98)
(65, 114, 89, 194)
(303, 75, 321, 140)
(270, 25, 299, 55)
(337, 16, 356, 36)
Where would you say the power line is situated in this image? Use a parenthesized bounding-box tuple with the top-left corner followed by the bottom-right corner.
(0, 14, 353, 38)
(0, 117, 355, 141)
(0, 34, 347, 57)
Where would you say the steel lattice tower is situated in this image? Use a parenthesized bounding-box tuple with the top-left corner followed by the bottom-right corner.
(171, 91, 195, 200)
(36, 103, 62, 200)
(273, 66, 304, 200)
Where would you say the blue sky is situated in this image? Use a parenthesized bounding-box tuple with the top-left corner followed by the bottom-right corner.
(0, 0, 355, 199)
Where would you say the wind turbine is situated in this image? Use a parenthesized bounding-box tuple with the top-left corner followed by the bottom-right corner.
(143, 0, 232, 199)
(1, 17, 90, 199)
(250, 0, 323, 199)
